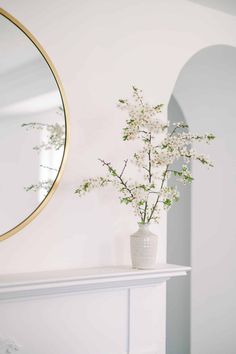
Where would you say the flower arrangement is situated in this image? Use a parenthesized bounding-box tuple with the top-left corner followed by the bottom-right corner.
(75, 87, 215, 224)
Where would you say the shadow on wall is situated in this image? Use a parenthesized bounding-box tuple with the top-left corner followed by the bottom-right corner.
(167, 44, 236, 354)
(166, 95, 191, 354)
(187, 0, 236, 16)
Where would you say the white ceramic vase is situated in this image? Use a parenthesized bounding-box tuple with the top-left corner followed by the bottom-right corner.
(130, 223, 158, 269)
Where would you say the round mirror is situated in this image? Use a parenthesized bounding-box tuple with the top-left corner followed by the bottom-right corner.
(0, 9, 69, 240)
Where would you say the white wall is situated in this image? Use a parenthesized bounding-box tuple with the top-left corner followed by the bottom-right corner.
(0, 1, 235, 353)
(167, 96, 191, 354)
(0, 0, 235, 273)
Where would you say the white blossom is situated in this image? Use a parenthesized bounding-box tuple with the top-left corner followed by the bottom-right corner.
(75, 176, 111, 196)
(75, 87, 215, 224)
(22, 107, 65, 152)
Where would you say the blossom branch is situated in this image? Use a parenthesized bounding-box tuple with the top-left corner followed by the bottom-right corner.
(120, 159, 128, 178)
(98, 159, 134, 198)
(75, 87, 215, 225)
(143, 132, 152, 223)
(147, 165, 169, 222)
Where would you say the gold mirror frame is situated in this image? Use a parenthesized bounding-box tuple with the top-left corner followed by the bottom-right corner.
(0, 8, 69, 241)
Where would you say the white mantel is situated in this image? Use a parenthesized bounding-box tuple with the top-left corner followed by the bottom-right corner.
(0, 264, 190, 300)
(0, 264, 190, 354)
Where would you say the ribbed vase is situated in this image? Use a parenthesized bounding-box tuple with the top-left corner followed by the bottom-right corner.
(130, 223, 158, 269)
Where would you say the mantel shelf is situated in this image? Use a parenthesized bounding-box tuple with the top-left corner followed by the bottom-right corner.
(0, 264, 191, 300)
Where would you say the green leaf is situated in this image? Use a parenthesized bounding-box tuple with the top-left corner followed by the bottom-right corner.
(121, 197, 132, 204)
(154, 104, 164, 112)
(127, 119, 135, 125)
(164, 199, 172, 207)
(173, 171, 182, 176)
(186, 175, 194, 182)
(83, 182, 90, 191)
(207, 133, 215, 140)
(108, 167, 117, 176)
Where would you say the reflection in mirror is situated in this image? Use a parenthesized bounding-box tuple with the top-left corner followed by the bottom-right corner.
(0, 10, 68, 239)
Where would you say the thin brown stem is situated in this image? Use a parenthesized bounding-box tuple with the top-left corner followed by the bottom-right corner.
(143, 132, 152, 223)
(147, 164, 169, 222)
(99, 159, 134, 198)
(120, 159, 128, 178)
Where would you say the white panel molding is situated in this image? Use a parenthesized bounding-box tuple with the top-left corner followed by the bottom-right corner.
(129, 285, 167, 354)
(0, 264, 190, 301)
(126, 288, 131, 354)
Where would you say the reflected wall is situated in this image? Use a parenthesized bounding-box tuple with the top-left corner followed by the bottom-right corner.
(0, 11, 67, 239)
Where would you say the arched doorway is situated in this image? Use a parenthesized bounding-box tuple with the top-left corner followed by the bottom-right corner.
(167, 45, 236, 354)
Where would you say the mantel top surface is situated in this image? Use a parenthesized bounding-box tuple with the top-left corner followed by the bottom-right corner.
(0, 264, 191, 287)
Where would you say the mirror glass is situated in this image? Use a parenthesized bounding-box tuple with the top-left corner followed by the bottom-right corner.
(0, 11, 68, 239)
